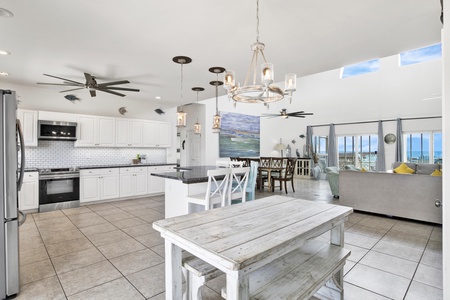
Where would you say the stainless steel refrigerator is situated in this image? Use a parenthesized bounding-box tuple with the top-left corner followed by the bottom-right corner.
(1, 90, 25, 299)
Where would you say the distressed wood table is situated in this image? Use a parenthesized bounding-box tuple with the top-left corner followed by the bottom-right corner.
(153, 195, 353, 300)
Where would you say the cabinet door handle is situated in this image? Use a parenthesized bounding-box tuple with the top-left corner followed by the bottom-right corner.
(435, 200, 443, 208)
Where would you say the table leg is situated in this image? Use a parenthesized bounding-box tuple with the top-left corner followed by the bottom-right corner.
(165, 239, 183, 300)
(226, 271, 249, 300)
(330, 223, 345, 297)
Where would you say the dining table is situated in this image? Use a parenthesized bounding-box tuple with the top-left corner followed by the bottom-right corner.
(152, 195, 353, 300)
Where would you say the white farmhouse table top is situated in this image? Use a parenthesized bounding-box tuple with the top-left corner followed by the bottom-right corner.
(153, 195, 353, 300)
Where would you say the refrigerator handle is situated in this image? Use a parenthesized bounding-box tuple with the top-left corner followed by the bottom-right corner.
(16, 119, 25, 192)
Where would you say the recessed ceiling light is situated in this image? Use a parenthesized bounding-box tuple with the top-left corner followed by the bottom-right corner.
(155, 96, 162, 100)
(0, 50, 11, 55)
(0, 72, 9, 76)
(0, 8, 13, 17)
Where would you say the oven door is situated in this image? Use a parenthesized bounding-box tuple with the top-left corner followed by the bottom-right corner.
(39, 175, 80, 212)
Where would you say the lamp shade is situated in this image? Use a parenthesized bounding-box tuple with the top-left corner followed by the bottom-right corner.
(275, 143, 286, 151)
(176, 110, 187, 127)
(194, 122, 201, 134)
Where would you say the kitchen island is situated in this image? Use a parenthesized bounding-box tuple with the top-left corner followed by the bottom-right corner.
(150, 165, 221, 218)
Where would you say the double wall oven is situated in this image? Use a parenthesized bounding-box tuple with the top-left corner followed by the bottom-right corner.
(39, 168, 80, 212)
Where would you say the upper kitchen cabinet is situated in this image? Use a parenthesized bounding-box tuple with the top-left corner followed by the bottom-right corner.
(116, 118, 142, 147)
(75, 115, 115, 147)
(17, 109, 38, 147)
(142, 121, 171, 147)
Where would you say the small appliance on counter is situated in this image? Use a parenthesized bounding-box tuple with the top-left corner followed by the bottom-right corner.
(39, 167, 80, 212)
(140, 154, 147, 164)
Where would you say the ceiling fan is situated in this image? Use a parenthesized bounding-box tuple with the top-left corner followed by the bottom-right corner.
(37, 72, 140, 97)
(262, 108, 313, 119)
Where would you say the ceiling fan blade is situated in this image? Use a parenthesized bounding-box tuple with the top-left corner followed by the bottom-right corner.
(43, 74, 84, 85)
(96, 88, 125, 97)
(104, 87, 140, 92)
(59, 87, 85, 93)
(89, 89, 96, 97)
(84, 72, 95, 84)
(97, 80, 130, 87)
(37, 82, 80, 86)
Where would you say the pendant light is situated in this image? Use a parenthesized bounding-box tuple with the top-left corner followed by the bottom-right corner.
(173, 56, 192, 127)
(209, 67, 225, 133)
(192, 87, 204, 134)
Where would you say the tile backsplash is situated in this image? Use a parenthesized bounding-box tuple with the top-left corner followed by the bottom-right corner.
(25, 140, 167, 169)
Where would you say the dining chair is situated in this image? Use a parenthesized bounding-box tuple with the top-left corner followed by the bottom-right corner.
(228, 166, 250, 205)
(258, 157, 272, 192)
(216, 160, 229, 168)
(185, 168, 231, 211)
(236, 157, 250, 167)
(271, 158, 297, 194)
(229, 161, 245, 168)
(245, 161, 259, 201)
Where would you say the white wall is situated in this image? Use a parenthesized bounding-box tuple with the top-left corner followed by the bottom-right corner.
(197, 52, 442, 167)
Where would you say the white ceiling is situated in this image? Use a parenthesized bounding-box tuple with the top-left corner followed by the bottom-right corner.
(0, 0, 442, 108)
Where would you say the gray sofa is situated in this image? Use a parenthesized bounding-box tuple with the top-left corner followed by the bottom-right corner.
(339, 163, 442, 224)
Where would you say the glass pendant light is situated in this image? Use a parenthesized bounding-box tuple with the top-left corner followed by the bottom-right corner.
(173, 56, 192, 127)
(209, 67, 225, 133)
(192, 87, 204, 134)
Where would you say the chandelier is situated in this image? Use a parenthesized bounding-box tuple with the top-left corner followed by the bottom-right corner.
(223, 0, 296, 107)
(173, 56, 192, 127)
(209, 67, 225, 133)
(192, 87, 204, 134)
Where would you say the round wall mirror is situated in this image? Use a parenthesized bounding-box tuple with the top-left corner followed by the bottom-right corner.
(384, 133, 396, 144)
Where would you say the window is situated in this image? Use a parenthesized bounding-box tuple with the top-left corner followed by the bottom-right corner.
(399, 44, 442, 66)
(404, 132, 441, 164)
(313, 136, 328, 155)
(340, 59, 380, 79)
(337, 135, 378, 170)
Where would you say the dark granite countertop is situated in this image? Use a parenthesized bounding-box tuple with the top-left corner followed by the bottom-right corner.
(151, 165, 220, 184)
(78, 163, 177, 170)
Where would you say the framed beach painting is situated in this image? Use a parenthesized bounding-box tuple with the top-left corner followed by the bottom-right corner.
(219, 112, 260, 157)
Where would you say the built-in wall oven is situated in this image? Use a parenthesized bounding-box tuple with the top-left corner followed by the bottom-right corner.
(39, 168, 80, 212)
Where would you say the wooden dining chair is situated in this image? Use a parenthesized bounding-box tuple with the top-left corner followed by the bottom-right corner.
(258, 157, 272, 192)
(185, 168, 231, 211)
(228, 166, 250, 205)
(271, 158, 297, 194)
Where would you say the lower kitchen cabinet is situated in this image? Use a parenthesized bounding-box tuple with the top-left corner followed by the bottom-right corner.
(119, 167, 148, 198)
(19, 172, 39, 211)
(80, 168, 119, 203)
(147, 165, 175, 194)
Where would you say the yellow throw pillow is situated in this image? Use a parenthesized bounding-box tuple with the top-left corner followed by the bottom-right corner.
(394, 162, 415, 174)
(431, 169, 442, 176)
(360, 168, 367, 172)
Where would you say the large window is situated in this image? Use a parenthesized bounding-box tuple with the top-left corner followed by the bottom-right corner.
(313, 136, 328, 155)
(404, 132, 441, 164)
(338, 135, 378, 170)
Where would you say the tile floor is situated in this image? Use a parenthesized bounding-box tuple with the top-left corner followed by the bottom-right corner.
(17, 179, 443, 299)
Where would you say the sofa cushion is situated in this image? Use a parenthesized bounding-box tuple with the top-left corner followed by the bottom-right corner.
(416, 163, 440, 175)
(431, 169, 442, 176)
(394, 162, 415, 174)
(393, 162, 416, 172)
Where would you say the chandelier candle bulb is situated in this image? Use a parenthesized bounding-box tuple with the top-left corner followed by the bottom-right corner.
(261, 63, 274, 84)
(224, 70, 235, 89)
(285, 74, 296, 91)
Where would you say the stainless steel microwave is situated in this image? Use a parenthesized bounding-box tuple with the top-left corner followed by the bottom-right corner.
(38, 120, 77, 141)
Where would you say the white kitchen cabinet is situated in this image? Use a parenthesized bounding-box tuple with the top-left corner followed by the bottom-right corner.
(147, 165, 175, 194)
(116, 118, 143, 147)
(119, 167, 148, 197)
(75, 115, 115, 147)
(17, 109, 38, 147)
(18, 172, 39, 211)
(38, 111, 78, 123)
(142, 121, 171, 147)
(80, 168, 119, 203)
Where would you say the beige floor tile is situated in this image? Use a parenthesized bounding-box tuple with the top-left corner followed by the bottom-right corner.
(79, 222, 118, 237)
(139, 201, 163, 209)
(430, 226, 442, 241)
(32, 210, 65, 221)
(97, 238, 146, 259)
(37, 221, 78, 235)
(87, 229, 131, 247)
(19, 244, 49, 266)
(421, 249, 443, 269)
(118, 204, 147, 212)
(413, 263, 443, 289)
(135, 232, 164, 248)
(344, 264, 410, 299)
(34, 216, 70, 227)
(17, 275, 65, 300)
(67, 277, 145, 300)
(91, 207, 123, 216)
(138, 211, 165, 223)
(111, 217, 147, 229)
(85, 203, 117, 212)
(102, 212, 134, 222)
(356, 215, 396, 231)
(346, 213, 366, 224)
(381, 230, 429, 249)
(121, 223, 156, 238)
(19, 259, 56, 285)
(405, 281, 443, 300)
(359, 251, 418, 279)
(129, 208, 162, 218)
(371, 240, 424, 262)
(425, 239, 442, 253)
(40, 228, 85, 245)
(344, 260, 356, 275)
(67, 211, 101, 221)
(346, 223, 389, 239)
(147, 292, 165, 300)
(19, 235, 44, 251)
(58, 261, 122, 296)
(52, 247, 106, 275)
(110, 248, 164, 275)
(344, 232, 379, 249)
(19, 226, 40, 239)
(70, 215, 108, 228)
(344, 243, 369, 263)
(126, 263, 165, 298)
(205, 273, 226, 294)
(150, 244, 165, 258)
(391, 220, 433, 236)
(62, 206, 93, 216)
(46, 237, 95, 258)
(343, 282, 390, 300)
(151, 204, 165, 213)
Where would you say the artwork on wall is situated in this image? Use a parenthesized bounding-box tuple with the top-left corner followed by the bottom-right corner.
(219, 111, 260, 157)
